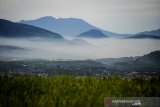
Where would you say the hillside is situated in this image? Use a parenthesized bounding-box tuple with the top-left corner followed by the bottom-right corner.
(96, 51, 160, 73)
(77, 29, 108, 38)
(0, 19, 63, 39)
(137, 29, 160, 36)
(0, 51, 159, 76)
(127, 34, 160, 39)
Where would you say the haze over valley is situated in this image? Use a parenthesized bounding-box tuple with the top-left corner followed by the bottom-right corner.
(0, 37, 160, 60)
(0, 18, 160, 60)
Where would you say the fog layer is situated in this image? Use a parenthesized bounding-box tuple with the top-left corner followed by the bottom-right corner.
(0, 37, 160, 60)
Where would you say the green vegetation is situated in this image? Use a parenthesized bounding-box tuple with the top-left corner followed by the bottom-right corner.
(0, 75, 160, 107)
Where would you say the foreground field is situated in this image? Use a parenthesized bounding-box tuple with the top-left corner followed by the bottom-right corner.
(0, 75, 160, 107)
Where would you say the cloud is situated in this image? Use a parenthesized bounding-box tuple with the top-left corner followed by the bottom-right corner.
(0, 37, 160, 60)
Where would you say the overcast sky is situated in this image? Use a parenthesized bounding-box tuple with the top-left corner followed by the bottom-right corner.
(0, 0, 160, 34)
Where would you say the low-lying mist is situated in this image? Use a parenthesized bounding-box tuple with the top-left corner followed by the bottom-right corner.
(0, 37, 160, 60)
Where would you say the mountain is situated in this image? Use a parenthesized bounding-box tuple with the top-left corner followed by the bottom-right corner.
(126, 29, 160, 39)
(77, 29, 108, 38)
(0, 19, 63, 39)
(126, 34, 160, 39)
(0, 45, 26, 51)
(137, 29, 160, 37)
(137, 51, 160, 64)
(96, 51, 160, 72)
(19, 16, 128, 37)
(97, 51, 160, 66)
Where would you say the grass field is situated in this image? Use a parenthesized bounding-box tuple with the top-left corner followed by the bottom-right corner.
(0, 75, 160, 107)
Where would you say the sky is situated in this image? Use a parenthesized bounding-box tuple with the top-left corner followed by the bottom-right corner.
(0, 0, 160, 34)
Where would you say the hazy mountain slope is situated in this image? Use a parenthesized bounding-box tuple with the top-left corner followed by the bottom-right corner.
(97, 51, 160, 66)
(136, 51, 160, 65)
(96, 51, 160, 72)
(126, 34, 160, 39)
(137, 29, 160, 36)
(77, 29, 108, 38)
(0, 45, 26, 51)
(0, 19, 63, 39)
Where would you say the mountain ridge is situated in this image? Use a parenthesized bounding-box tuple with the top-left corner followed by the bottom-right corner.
(126, 34, 160, 39)
(136, 29, 160, 36)
(0, 19, 63, 39)
(19, 16, 127, 38)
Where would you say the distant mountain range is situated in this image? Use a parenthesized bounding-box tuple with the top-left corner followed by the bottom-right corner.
(77, 29, 108, 38)
(1, 16, 160, 39)
(127, 34, 160, 39)
(127, 29, 160, 39)
(0, 19, 92, 46)
(137, 29, 160, 36)
(19, 16, 160, 39)
(0, 19, 63, 39)
(19, 16, 129, 38)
